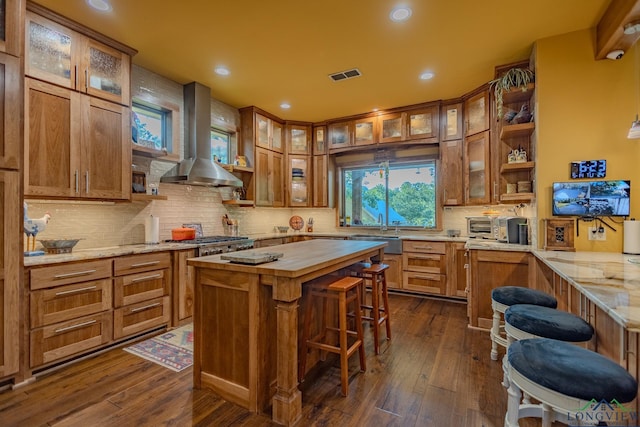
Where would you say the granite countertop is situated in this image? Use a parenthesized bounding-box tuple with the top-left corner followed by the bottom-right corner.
(249, 231, 469, 243)
(23, 242, 197, 267)
(534, 250, 640, 331)
(465, 239, 532, 252)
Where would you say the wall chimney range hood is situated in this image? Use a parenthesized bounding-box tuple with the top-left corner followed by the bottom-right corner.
(160, 82, 242, 187)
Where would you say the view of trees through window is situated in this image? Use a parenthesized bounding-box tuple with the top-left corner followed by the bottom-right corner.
(132, 104, 165, 150)
(211, 129, 230, 164)
(342, 161, 437, 228)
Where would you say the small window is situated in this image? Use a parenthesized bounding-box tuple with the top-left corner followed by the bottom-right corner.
(211, 128, 230, 164)
(132, 102, 173, 152)
(341, 160, 437, 228)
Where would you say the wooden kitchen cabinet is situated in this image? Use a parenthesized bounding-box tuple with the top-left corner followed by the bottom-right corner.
(328, 116, 377, 152)
(253, 112, 283, 153)
(287, 155, 310, 207)
(464, 130, 491, 205)
(0, 170, 20, 378)
(313, 125, 327, 155)
(440, 139, 463, 206)
(172, 249, 195, 326)
(113, 252, 171, 339)
(402, 241, 447, 295)
(312, 154, 328, 207)
(378, 112, 404, 143)
(286, 122, 311, 155)
(441, 101, 463, 141)
(28, 258, 114, 368)
(0, 52, 21, 170)
(468, 249, 531, 328)
(448, 242, 468, 298)
(24, 78, 131, 200)
(464, 89, 490, 137)
(382, 254, 402, 289)
(406, 105, 439, 142)
(254, 146, 284, 207)
(25, 10, 132, 106)
(0, 0, 23, 57)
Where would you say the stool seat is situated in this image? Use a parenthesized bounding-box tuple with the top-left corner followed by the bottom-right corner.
(505, 304, 594, 342)
(509, 338, 637, 403)
(362, 263, 389, 275)
(492, 286, 558, 308)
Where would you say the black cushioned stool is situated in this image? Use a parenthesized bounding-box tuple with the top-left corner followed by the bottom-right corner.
(490, 286, 557, 361)
(505, 338, 637, 427)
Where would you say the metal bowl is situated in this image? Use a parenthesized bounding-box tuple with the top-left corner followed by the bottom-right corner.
(38, 239, 81, 254)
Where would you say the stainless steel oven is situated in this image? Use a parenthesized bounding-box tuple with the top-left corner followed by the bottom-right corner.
(466, 216, 498, 239)
(166, 236, 254, 256)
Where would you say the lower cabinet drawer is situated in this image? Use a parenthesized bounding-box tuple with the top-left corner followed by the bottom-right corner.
(30, 279, 112, 328)
(113, 296, 170, 339)
(403, 271, 446, 295)
(30, 312, 113, 368)
(114, 269, 169, 308)
(402, 252, 446, 274)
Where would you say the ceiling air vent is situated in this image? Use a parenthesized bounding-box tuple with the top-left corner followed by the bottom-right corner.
(329, 68, 362, 82)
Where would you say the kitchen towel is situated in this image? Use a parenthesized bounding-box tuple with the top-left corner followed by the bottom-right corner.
(624, 220, 640, 254)
(145, 215, 160, 244)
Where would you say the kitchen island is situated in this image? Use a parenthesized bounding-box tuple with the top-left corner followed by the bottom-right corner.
(187, 239, 386, 426)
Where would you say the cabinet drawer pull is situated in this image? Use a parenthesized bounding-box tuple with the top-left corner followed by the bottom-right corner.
(131, 302, 161, 313)
(130, 261, 161, 268)
(410, 254, 438, 259)
(413, 275, 439, 280)
(412, 246, 434, 250)
(54, 319, 97, 334)
(54, 269, 97, 279)
(130, 273, 162, 283)
(55, 285, 97, 296)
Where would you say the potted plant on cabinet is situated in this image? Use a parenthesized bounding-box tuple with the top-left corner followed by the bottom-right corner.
(489, 67, 534, 120)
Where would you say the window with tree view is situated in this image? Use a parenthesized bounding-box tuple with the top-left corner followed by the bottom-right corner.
(132, 102, 172, 152)
(342, 161, 437, 228)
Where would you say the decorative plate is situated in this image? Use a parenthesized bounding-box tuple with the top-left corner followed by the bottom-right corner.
(289, 215, 304, 231)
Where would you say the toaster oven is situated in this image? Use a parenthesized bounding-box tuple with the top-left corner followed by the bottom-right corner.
(466, 216, 498, 239)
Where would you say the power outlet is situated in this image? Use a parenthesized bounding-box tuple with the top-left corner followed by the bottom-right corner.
(588, 226, 606, 241)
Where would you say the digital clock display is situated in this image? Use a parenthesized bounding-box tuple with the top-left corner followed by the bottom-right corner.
(570, 160, 606, 179)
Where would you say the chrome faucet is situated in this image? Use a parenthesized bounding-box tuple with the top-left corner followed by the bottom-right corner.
(378, 213, 387, 232)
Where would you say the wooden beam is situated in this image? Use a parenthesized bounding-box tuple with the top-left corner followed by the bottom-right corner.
(596, 0, 640, 60)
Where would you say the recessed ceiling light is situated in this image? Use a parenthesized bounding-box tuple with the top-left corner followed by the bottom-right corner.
(86, 0, 112, 12)
(390, 6, 412, 22)
(280, 103, 291, 109)
(214, 66, 230, 76)
(420, 72, 435, 80)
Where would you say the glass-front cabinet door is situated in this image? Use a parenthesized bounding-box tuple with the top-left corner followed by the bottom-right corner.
(256, 114, 270, 148)
(465, 130, 491, 205)
(379, 112, 404, 143)
(354, 117, 376, 146)
(328, 121, 352, 152)
(288, 155, 310, 207)
(25, 12, 75, 89)
(464, 90, 490, 137)
(287, 123, 310, 154)
(441, 102, 463, 141)
(313, 125, 327, 155)
(271, 120, 283, 152)
(0, 0, 22, 57)
(407, 105, 439, 142)
(82, 38, 130, 105)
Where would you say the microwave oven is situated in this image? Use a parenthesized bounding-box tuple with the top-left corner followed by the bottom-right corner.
(466, 216, 498, 239)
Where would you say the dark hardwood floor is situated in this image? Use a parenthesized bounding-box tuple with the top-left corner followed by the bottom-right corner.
(0, 294, 543, 426)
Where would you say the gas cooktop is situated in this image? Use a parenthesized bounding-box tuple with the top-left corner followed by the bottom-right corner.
(165, 236, 250, 245)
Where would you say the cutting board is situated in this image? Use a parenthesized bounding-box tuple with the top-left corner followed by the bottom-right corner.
(220, 252, 283, 265)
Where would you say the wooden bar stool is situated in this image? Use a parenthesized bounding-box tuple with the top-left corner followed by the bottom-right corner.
(347, 262, 391, 354)
(299, 276, 366, 396)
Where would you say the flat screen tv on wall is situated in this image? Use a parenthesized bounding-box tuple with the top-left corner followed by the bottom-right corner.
(552, 180, 630, 217)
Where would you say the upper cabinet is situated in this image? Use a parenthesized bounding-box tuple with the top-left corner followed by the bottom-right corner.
(328, 116, 376, 152)
(464, 89, 490, 137)
(405, 105, 439, 142)
(0, 52, 20, 170)
(25, 10, 132, 106)
(0, 0, 23, 57)
(286, 122, 311, 155)
(441, 101, 463, 141)
(255, 112, 283, 153)
(24, 78, 130, 200)
(464, 130, 491, 205)
(313, 125, 327, 155)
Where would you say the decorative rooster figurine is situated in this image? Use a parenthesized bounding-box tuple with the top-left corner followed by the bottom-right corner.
(24, 202, 51, 254)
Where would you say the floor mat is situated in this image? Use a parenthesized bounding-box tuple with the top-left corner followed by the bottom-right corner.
(123, 323, 193, 372)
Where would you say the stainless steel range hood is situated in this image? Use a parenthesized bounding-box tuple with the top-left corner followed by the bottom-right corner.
(160, 82, 242, 187)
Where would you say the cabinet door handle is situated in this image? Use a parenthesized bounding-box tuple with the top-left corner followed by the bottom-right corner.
(130, 261, 160, 268)
(54, 269, 97, 279)
(55, 285, 98, 296)
(74, 170, 79, 194)
(54, 319, 97, 334)
(84, 69, 88, 90)
(130, 273, 162, 283)
(131, 302, 161, 313)
(85, 170, 89, 193)
(74, 65, 78, 88)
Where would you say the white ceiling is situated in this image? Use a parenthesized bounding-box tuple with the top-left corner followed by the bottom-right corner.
(33, 0, 611, 122)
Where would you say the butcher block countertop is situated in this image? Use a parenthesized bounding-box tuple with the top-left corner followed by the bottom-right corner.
(187, 239, 386, 278)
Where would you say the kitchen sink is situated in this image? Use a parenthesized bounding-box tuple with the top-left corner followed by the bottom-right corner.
(348, 234, 402, 254)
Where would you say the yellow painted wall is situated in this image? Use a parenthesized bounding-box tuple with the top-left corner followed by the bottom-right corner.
(535, 29, 640, 252)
